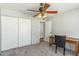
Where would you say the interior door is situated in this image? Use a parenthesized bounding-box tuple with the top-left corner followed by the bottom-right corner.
(19, 18, 31, 47)
(1, 16, 18, 51)
(45, 21, 52, 41)
(40, 22, 45, 38)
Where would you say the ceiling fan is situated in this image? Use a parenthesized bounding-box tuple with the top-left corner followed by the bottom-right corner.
(27, 3, 58, 20)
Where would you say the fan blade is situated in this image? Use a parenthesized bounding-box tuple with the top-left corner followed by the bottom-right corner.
(27, 9, 39, 12)
(43, 3, 50, 11)
(33, 13, 40, 17)
(46, 11, 58, 14)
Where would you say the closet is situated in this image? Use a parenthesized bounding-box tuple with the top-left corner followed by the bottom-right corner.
(1, 16, 40, 51)
(1, 16, 32, 51)
(1, 16, 18, 51)
(19, 18, 31, 47)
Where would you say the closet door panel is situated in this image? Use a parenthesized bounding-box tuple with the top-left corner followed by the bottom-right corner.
(1, 16, 18, 51)
(19, 18, 31, 47)
(31, 20, 40, 44)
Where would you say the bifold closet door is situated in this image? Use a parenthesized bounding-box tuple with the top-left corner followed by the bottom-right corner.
(31, 20, 40, 44)
(19, 18, 31, 47)
(1, 16, 18, 51)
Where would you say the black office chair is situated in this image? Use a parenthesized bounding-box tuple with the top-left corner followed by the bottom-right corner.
(55, 35, 66, 55)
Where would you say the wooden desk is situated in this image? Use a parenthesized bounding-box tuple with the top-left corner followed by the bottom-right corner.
(49, 36, 79, 56)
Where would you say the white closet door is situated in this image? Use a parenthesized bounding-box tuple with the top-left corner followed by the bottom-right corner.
(1, 16, 18, 51)
(31, 20, 40, 44)
(19, 18, 31, 47)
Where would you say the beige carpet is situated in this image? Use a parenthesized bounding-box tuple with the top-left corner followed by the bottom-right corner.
(1, 42, 76, 56)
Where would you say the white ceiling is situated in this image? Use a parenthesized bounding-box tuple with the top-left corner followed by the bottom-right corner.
(0, 3, 79, 16)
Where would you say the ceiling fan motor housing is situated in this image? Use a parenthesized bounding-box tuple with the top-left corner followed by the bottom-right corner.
(39, 7, 44, 12)
(40, 3, 44, 6)
(39, 3, 45, 12)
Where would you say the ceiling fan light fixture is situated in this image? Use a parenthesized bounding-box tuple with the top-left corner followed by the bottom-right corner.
(43, 13, 47, 18)
(38, 12, 47, 19)
(38, 13, 42, 18)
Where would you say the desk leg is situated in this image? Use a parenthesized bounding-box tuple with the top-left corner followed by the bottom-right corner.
(75, 42, 79, 56)
(49, 38, 53, 46)
(49, 44, 52, 46)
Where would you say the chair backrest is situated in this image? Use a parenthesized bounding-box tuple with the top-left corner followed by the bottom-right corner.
(55, 35, 66, 48)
